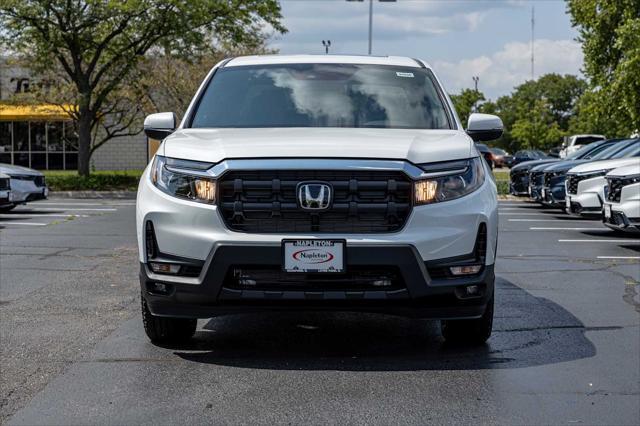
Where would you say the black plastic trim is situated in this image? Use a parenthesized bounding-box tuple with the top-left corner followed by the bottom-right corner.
(140, 244, 495, 320)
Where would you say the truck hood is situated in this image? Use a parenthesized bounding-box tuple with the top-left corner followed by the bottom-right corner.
(568, 158, 640, 174)
(607, 163, 640, 177)
(0, 163, 43, 177)
(162, 128, 474, 164)
(541, 159, 588, 173)
(511, 159, 558, 173)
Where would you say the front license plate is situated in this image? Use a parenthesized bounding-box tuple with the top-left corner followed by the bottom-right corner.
(541, 188, 547, 199)
(604, 203, 612, 219)
(283, 240, 345, 273)
(565, 196, 571, 210)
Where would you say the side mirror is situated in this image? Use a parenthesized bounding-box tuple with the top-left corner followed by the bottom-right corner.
(144, 112, 177, 140)
(466, 113, 503, 142)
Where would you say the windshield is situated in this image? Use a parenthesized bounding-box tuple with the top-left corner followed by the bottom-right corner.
(574, 136, 604, 146)
(591, 139, 635, 160)
(610, 140, 639, 158)
(190, 64, 452, 129)
(569, 140, 611, 159)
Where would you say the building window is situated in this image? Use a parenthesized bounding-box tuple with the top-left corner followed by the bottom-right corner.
(0, 120, 79, 170)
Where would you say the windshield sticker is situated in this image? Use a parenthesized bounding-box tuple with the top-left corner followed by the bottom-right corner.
(396, 72, 414, 78)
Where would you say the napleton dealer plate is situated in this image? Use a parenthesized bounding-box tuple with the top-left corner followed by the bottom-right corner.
(282, 240, 345, 273)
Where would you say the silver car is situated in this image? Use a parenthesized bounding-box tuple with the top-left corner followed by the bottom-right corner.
(0, 163, 48, 212)
(0, 173, 11, 209)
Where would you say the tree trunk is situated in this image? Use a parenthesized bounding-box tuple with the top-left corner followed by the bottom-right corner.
(77, 98, 93, 177)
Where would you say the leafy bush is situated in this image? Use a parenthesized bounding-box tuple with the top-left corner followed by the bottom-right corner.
(45, 171, 142, 191)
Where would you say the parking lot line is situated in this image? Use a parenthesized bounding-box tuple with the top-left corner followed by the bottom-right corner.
(530, 227, 608, 231)
(0, 222, 48, 226)
(36, 202, 135, 206)
(509, 219, 593, 222)
(499, 212, 563, 216)
(559, 239, 640, 243)
(597, 256, 640, 259)
(0, 214, 89, 218)
(22, 207, 118, 212)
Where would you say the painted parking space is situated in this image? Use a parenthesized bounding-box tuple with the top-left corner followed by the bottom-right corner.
(0, 199, 124, 227)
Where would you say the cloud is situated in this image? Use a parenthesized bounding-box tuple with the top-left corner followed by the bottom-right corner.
(274, 0, 519, 48)
(433, 39, 584, 99)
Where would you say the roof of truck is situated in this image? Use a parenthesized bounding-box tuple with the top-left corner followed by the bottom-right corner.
(224, 54, 430, 69)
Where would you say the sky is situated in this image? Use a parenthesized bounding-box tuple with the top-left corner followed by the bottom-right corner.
(271, 0, 582, 100)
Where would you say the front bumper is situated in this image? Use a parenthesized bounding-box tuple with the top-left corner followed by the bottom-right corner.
(602, 183, 640, 232)
(565, 176, 606, 216)
(602, 207, 640, 233)
(540, 184, 566, 207)
(140, 245, 495, 320)
(9, 178, 48, 204)
(0, 190, 10, 207)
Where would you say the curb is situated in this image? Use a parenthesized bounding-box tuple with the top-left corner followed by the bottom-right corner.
(49, 190, 137, 199)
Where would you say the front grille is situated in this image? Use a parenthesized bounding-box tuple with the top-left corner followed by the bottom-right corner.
(0, 178, 9, 190)
(566, 174, 585, 195)
(510, 170, 529, 192)
(607, 177, 624, 202)
(218, 170, 413, 233)
(543, 172, 552, 187)
(530, 171, 544, 187)
(607, 176, 639, 202)
(224, 265, 404, 291)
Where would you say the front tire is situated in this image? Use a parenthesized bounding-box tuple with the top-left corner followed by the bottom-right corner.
(141, 294, 197, 343)
(441, 296, 493, 344)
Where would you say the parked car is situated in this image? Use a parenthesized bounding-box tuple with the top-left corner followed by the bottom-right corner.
(509, 155, 559, 196)
(489, 147, 511, 168)
(537, 139, 635, 208)
(547, 146, 563, 158)
(528, 138, 625, 203)
(602, 164, 640, 233)
(565, 143, 640, 216)
(559, 134, 606, 158)
(137, 55, 501, 345)
(0, 173, 11, 208)
(475, 143, 495, 169)
(511, 149, 551, 167)
(0, 163, 48, 212)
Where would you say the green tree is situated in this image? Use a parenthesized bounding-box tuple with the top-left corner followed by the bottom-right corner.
(449, 89, 485, 127)
(511, 99, 564, 150)
(0, 0, 285, 175)
(567, 0, 640, 134)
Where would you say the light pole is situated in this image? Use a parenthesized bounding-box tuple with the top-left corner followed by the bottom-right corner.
(472, 76, 480, 112)
(347, 0, 397, 55)
(322, 40, 331, 54)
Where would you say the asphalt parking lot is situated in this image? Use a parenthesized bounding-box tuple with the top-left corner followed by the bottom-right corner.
(1, 198, 638, 425)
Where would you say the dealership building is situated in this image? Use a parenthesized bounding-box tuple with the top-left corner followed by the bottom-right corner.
(0, 58, 148, 171)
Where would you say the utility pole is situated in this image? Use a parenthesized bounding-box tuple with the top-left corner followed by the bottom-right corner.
(531, 6, 535, 81)
(368, 0, 373, 55)
(472, 76, 480, 112)
(347, 0, 396, 55)
(322, 40, 331, 54)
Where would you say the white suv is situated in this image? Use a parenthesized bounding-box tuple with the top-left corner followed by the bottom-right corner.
(602, 164, 640, 233)
(136, 55, 502, 345)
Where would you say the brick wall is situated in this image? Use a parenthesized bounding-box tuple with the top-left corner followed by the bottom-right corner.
(91, 133, 149, 171)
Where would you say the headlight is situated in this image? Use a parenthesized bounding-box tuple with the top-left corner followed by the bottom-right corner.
(578, 169, 609, 179)
(414, 157, 485, 205)
(151, 155, 216, 203)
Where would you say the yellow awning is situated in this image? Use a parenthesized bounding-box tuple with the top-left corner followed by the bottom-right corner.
(0, 104, 74, 121)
